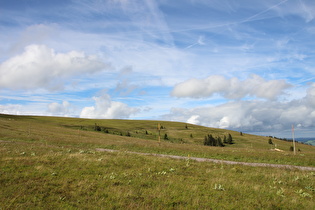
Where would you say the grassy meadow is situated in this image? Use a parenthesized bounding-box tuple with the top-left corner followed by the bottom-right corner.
(1, 114, 314, 209)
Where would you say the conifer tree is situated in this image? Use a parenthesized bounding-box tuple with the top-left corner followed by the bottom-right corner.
(227, 133, 233, 144)
(208, 134, 215, 146)
(223, 135, 227, 144)
(217, 136, 224, 147)
(204, 136, 209, 145)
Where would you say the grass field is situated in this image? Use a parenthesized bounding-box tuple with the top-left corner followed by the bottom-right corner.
(1, 114, 314, 209)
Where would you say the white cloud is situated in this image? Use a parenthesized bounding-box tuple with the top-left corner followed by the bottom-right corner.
(0, 104, 23, 115)
(7, 24, 58, 55)
(80, 93, 139, 119)
(47, 101, 74, 117)
(165, 83, 315, 134)
(115, 80, 138, 96)
(0, 44, 108, 90)
(272, 0, 315, 23)
(186, 115, 200, 124)
(304, 83, 315, 106)
(171, 74, 291, 100)
(0, 102, 48, 116)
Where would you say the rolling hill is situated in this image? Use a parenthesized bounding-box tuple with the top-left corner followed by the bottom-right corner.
(1, 114, 314, 209)
(0, 113, 314, 166)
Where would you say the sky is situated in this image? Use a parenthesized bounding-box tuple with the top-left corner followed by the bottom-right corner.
(0, 0, 315, 138)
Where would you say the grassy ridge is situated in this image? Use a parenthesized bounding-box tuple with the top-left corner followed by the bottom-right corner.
(1, 114, 314, 166)
(1, 114, 315, 209)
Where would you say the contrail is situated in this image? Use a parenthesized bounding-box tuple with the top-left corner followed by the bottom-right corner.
(241, 0, 289, 23)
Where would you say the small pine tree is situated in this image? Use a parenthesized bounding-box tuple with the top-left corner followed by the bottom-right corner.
(190, 133, 193, 138)
(145, 130, 148, 135)
(217, 137, 224, 147)
(268, 138, 273, 145)
(208, 134, 215, 146)
(213, 136, 218, 146)
(227, 134, 233, 144)
(204, 136, 209, 145)
(223, 135, 227, 144)
(164, 133, 169, 140)
(206, 135, 211, 146)
(204, 134, 224, 147)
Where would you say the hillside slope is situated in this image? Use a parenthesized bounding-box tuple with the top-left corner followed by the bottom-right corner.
(1, 114, 315, 209)
(0, 114, 314, 166)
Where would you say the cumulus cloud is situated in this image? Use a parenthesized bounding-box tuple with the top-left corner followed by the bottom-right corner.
(0, 104, 23, 115)
(186, 115, 200, 124)
(171, 74, 291, 100)
(165, 83, 315, 135)
(47, 101, 73, 117)
(0, 44, 108, 90)
(80, 93, 139, 119)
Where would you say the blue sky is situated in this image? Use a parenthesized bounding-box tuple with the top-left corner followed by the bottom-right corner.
(1, 0, 315, 138)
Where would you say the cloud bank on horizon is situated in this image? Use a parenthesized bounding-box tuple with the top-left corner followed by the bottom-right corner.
(0, 0, 314, 138)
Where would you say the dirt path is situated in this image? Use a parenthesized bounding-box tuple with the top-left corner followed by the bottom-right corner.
(96, 148, 315, 171)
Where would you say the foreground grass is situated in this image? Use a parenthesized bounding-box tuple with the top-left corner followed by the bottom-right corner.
(1, 141, 314, 209)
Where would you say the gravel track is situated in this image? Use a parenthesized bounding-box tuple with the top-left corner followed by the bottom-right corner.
(96, 148, 315, 171)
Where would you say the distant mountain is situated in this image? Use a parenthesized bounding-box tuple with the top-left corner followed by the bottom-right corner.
(295, 138, 315, 146)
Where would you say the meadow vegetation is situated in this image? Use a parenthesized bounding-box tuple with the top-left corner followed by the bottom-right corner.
(1, 114, 314, 209)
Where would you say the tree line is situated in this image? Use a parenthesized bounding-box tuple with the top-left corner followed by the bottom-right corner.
(204, 133, 233, 147)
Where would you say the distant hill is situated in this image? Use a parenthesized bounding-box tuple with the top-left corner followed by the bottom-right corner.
(292, 138, 315, 146)
(305, 140, 315, 146)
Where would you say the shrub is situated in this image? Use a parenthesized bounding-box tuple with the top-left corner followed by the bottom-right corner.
(94, 123, 101, 131)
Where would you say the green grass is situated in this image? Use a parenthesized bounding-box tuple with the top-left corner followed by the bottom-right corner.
(1, 114, 315, 209)
(1, 142, 314, 209)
